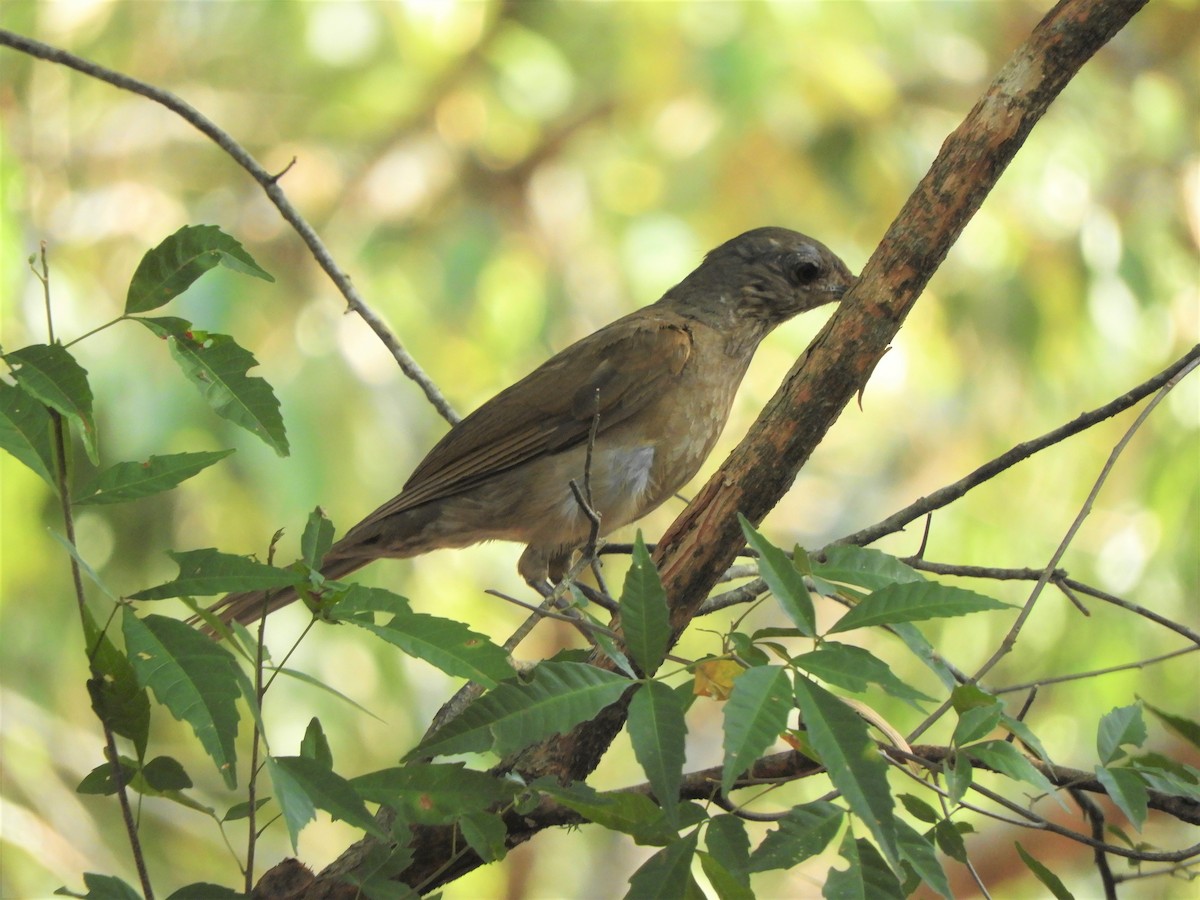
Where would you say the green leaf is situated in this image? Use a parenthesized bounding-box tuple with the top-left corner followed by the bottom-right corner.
(269, 755, 385, 851)
(932, 819, 969, 863)
(460, 810, 509, 863)
(268, 665, 382, 721)
(1000, 713, 1053, 764)
(1097, 704, 1146, 765)
(1142, 699, 1200, 751)
(1015, 842, 1074, 900)
(967, 740, 1059, 801)
(793, 643, 933, 707)
(56, 873, 142, 900)
(349, 610, 515, 688)
(222, 797, 270, 822)
(142, 755, 193, 791)
(823, 832, 904, 900)
(330, 584, 413, 619)
(704, 815, 751, 888)
(793, 678, 898, 867)
(74, 449, 234, 505)
(897, 793, 939, 825)
(351, 763, 519, 824)
(122, 610, 241, 788)
(166, 884, 247, 900)
(1126, 752, 1200, 801)
(721, 665, 792, 795)
(697, 851, 754, 900)
(77, 758, 137, 795)
(4, 342, 98, 463)
(812, 545, 925, 592)
(952, 702, 1003, 747)
(628, 680, 687, 827)
(748, 802, 843, 872)
(945, 753, 972, 804)
(828, 582, 1013, 633)
(885, 621, 959, 691)
(895, 818, 950, 898)
(0, 379, 56, 488)
(413, 661, 630, 759)
(137, 318, 288, 456)
(301, 507, 335, 569)
(130, 548, 300, 599)
(301, 717, 333, 769)
(126, 224, 273, 314)
(740, 515, 815, 635)
(621, 531, 671, 674)
(1094, 765, 1148, 829)
(536, 779, 703, 846)
(626, 830, 702, 900)
(82, 606, 150, 758)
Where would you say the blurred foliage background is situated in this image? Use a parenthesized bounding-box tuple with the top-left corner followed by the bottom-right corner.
(1, 1, 1197, 897)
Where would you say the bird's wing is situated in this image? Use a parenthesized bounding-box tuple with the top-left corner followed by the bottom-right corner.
(360, 312, 694, 522)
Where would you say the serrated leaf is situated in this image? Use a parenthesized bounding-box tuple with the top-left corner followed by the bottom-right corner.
(1141, 699, 1200, 751)
(898, 793, 939, 824)
(536, 780, 692, 846)
(1095, 765, 1148, 829)
(1015, 842, 1074, 900)
(721, 665, 792, 795)
(126, 224, 273, 314)
(740, 515, 815, 636)
(269, 755, 385, 851)
(895, 818, 950, 898)
(628, 680, 687, 827)
(794, 678, 898, 867)
(163, 331, 288, 455)
(952, 702, 1003, 747)
(626, 830, 702, 900)
(1097, 704, 1146, 765)
(793, 643, 933, 708)
(130, 548, 300, 600)
(824, 832, 904, 900)
(460, 810, 509, 863)
(269, 666, 382, 721)
(0, 379, 56, 488)
(1000, 713, 1053, 764)
(812, 545, 925, 591)
(74, 449, 234, 505)
(885, 621, 959, 691)
(56, 873, 142, 900)
(413, 661, 630, 759)
(122, 610, 241, 788)
(351, 763, 519, 824)
(349, 610, 515, 688)
(748, 802, 843, 872)
(301, 507, 335, 569)
(697, 851, 754, 900)
(932, 819, 968, 863)
(301, 717, 333, 769)
(829, 582, 1013, 634)
(945, 753, 972, 804)
(330, 584, 413, 619)
(142, 755, 193, 791)
(705, 814, 751, 887)
(82, 605, 150, 758)
(165, 884, 246, 900)
(967, 740, 1061, 803)
(4, 343, 98, 463)
(621, 531, 670, 674)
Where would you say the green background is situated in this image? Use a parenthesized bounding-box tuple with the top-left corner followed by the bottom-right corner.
(2, 1, 1197, 897)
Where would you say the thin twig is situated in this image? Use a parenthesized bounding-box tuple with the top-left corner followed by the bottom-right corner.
(0, 28, 459, 425)
(838, 345, 1200, 549)
(35, 247, 154, 899)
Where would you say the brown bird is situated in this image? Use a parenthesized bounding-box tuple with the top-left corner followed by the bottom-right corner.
(209, 227, 854, 626)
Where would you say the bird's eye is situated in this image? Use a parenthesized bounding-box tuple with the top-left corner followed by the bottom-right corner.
(787, 255, 822, 286)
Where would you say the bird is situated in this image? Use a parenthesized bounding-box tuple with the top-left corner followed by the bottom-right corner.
(207, 227, 855, 627)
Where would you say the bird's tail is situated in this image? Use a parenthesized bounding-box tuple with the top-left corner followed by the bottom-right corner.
(199, 552, 370, 632)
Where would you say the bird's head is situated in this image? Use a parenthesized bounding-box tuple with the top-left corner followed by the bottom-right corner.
(666, 227, 856, 348)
